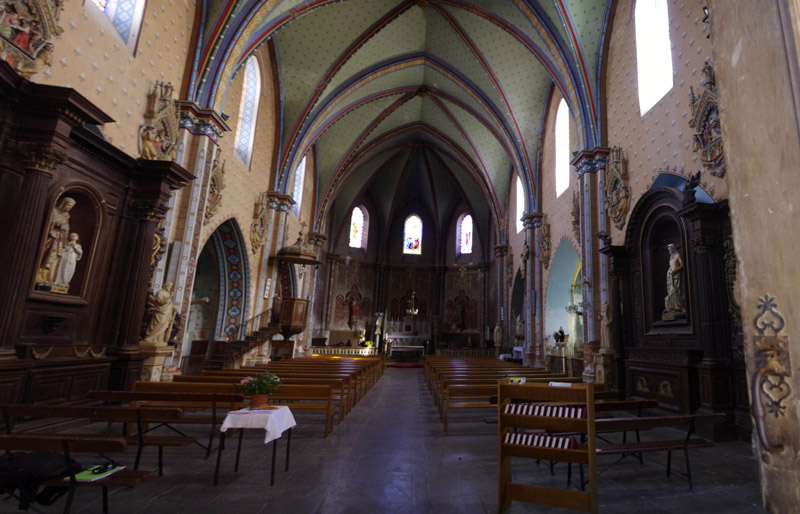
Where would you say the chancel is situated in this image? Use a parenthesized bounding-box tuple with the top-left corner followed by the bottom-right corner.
(0, 0, 797, 512)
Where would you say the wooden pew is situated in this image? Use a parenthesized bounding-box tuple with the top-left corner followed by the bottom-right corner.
(87, 390, 245, 458)
(0, 404, 194, 476)
(0, 433, 151, 514)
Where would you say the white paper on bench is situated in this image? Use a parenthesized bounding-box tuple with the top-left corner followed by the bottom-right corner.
(548, 382, 573, 387)
(220, 406, 297, 444)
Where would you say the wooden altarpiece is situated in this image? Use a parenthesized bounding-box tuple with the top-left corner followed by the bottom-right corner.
(0, 62, 193, 405)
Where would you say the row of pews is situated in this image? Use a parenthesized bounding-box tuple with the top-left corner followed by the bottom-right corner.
(423, 355, 727, 513)
(0, 354, 383, 513)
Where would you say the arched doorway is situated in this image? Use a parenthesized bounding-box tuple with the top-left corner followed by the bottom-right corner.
(545, 240, 581, 357)
(184, 219, 250, 352)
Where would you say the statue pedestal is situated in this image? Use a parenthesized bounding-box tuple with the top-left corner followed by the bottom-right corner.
(581, 341, 600, 383)
(138, 341, 173, 382)
(594, 350, 616, 386)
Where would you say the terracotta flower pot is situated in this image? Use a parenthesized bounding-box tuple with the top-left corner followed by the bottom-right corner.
(250, 393, 270, 409)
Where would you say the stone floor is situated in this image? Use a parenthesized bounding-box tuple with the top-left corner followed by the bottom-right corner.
(1, 369, 763, 513)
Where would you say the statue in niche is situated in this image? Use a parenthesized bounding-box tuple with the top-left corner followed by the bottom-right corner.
(143, 282, 177, 344)
(515, 314, 523, 340)
(250, 192, 269, 254)
(689, 60, 726, 178)
(663, 244, 686, 319)
(52, 233, 82, 289)
(271, 293, 282, 323)
(493, 323, 503, 347)
(536, 216, 551, 269)
(598, 301, 613, 352)
(348, 298, 358, 329)
(374, 312, 383, 339)
(603, 147, 631, 230)
(36, 196, 76, 290)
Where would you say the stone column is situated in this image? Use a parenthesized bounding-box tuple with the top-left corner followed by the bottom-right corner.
(571, 147, 610, 381)
(494, 244, 508, 342)
(0, 148, 64, 357)
(521, 214, 540, 367)
(323, 253, 341, 343)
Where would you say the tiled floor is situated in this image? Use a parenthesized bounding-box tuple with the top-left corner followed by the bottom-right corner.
(1, 369, 763, 513)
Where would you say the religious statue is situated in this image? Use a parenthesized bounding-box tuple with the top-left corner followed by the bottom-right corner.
(554, 327, 565, 343)
(663, 244, 686, 318)
(515, 314, 523, 340)
(347, 298, 358, 329)
(271, 293, 282, 323)
(374, 312, 383, 339)
(36, 196, 76, 289)
(143, 282, 177, 344)
(493, 323, 503, 347)
(598, 301, 613, 351)
(53, 233, 83, 289)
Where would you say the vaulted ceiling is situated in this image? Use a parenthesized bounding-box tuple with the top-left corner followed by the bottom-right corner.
(190, 0, 612, 239)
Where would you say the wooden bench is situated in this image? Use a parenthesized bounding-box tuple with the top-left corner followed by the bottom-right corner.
(270, 385, 335, 437)
(0, 433, 152, 514)
(593, 412, 726, 489)
(442, 385, 499, 434)
(0, 404, 194, 476)
(87, 390, 245, 459)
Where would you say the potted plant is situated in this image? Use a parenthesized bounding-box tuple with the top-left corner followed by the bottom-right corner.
(239, 372, 281, 409)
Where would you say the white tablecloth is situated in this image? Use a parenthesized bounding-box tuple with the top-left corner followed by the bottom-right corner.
(220, 405, 296, 444)
(512, 346, 524, 359)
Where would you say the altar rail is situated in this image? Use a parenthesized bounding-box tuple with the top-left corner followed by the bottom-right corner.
(311, 347, 379, 356)
(435, 348, 496, 357)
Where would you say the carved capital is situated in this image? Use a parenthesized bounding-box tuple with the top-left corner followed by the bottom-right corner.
(571, 147, 611, 176)
(14, 143, 66, 174)
(494, 245, 509, 257)
(129, 200, 165, 222)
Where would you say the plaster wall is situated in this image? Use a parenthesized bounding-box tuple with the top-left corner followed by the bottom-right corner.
(604, 0, 723, 244)
(24, 0, 196, 155)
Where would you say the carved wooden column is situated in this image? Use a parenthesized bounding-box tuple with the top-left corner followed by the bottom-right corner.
(0, 148, 64, 357)
(599, 240, 627, 390)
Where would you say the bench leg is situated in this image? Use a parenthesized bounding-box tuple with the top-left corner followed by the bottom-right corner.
(579, 464, 585, 492)
(285, 428, 291, 472)
(63, 487, 75, 514)
(158, 445, 164, 476)
(134, 444, 143, 471)
(102, 486, 109, 514)
(667, 450, 672, 477)
(684, 447, 693, 490)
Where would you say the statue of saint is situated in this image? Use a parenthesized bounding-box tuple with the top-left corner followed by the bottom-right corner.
(663, 244, 686, 315)
(37, 197, 76, 287)
(493, 323, 503, 347)
(515, 314, 523, 339)
(598, 301, 613, 350)
(53, 233, 83, 288)
(347, 298, 358, 329)
(374, 313, 383, 338)
(143, 282, 176, 344)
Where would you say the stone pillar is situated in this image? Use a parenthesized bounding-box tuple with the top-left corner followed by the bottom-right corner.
(521, 214, 540, 367)
(598, 240, 626, 389)
(571, 147, 610, 381)
(0, 148, 63, 357)
(494, 244, 509, 342)
(323, 253, 341, 343)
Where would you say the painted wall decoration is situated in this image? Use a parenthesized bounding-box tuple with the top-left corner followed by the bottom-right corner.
(139, 81, 179, 161)
(603, 146, 631, 230)
(204, 159, 226, 224)
(689, 61, 726, 178)
(333, 285, 371, 331)
(751, 295, 792, 453)
(444, 290, 479, 332)
(0, 0, 62, 78)
(215, 220, 248, 336)
(277, 260, 294, 299)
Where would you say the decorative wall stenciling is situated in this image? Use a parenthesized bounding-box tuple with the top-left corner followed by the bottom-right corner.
(536, 215, 551, 269)
(250, 192, 268, 254)
(204, 160, 226, 224)
(0, 0, 62, 78)
(751, 295, 792, 453)
(603, 147, 631, 230)
(139, 82, 179, 161)
(689, 61, 726, 178)
(212, 220, 249, 337)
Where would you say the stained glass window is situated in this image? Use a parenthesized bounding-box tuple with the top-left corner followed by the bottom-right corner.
(458, 214, 473, 254)
(292, 155, 307, 216)
(555, 99, 570, 197)
(87, 0, 145, 53)
(403, 214, 422, 255)
(635, 0, 673, 115)
(349, 206, 366, 248)
(516, 176, 524, 233)
(234, 56, 261, 167)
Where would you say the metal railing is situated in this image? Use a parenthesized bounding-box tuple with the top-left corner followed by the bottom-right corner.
(310, 346, 378, 356)
(227, 308, 274, 342)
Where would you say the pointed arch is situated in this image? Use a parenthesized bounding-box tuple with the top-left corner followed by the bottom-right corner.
(403, 214, 423, 255)
(234, 55, 262, 167)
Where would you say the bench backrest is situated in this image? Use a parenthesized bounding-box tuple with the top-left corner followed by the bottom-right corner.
(0, 433, 127, 453)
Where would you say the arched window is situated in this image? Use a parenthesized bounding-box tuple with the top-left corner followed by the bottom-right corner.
(403, 214, 423, 255)
(516, 176, 524, 233)
(635, 0, 673, 115)
(457, 214, 473, 255)
(234, 56, 261, 167)
(88, 0, 146, 53)
(555, 99, 570, 197)
(349, 206, 368, 249)
(292, 155, 307, 215)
